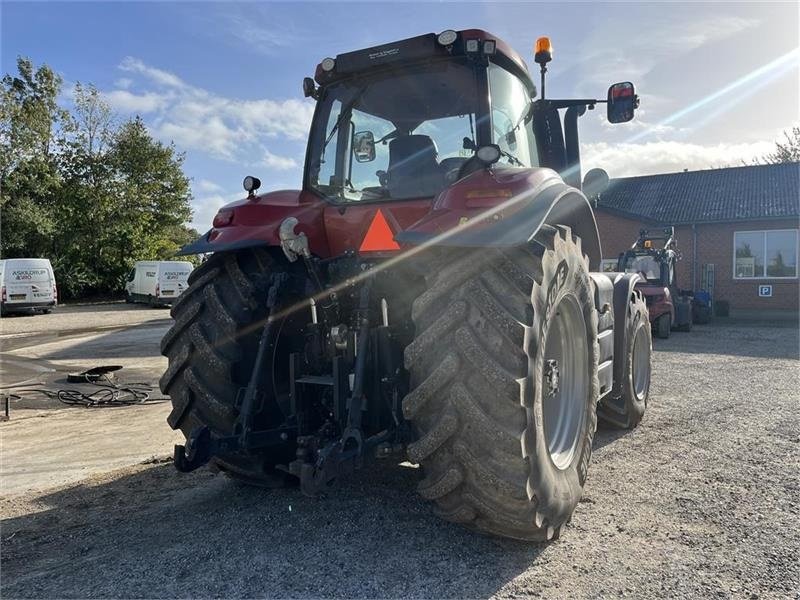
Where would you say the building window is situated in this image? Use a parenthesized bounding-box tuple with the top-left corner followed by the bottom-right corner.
(600, 258, 618, 273)
(734, 229, 798, 279)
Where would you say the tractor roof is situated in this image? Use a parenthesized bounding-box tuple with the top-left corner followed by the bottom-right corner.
(314, 29, 530, 85)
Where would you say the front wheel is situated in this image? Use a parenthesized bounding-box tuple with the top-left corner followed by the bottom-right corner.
(656, 313, 671, 339)
(598, 292, 651, 429)
(403, 225, 599, 541)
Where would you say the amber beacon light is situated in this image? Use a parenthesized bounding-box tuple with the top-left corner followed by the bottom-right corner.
(534, 36, 553, 64)
(534, 36, 553, 99)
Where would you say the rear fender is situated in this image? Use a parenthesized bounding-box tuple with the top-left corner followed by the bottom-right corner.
(178, 190, 330, 257)
(395, 167, 602, 269)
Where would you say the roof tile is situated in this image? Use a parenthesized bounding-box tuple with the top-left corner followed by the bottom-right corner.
(596, 162, 800, 224)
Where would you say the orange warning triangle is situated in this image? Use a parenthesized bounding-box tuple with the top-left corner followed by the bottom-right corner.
(359, 209, 401, 252)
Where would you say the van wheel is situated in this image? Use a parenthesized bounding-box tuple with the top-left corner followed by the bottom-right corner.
(42, 309, 52, 314)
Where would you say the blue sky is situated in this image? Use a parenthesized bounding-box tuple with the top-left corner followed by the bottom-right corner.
(3, 2, 798, 230)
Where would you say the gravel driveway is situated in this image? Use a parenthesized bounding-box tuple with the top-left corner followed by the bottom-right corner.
(2, 322, 798, 598)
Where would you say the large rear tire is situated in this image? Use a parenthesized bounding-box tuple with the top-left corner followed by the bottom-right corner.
(598, 291, 651, 429)
(403, 225, 599, 541)
(159, 248, 297, 486)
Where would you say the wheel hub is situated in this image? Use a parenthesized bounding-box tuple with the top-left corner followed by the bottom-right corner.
(542, 294, 589, 471)
(544, 359, 560, 397)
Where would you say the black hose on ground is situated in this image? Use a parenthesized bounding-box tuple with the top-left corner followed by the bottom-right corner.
(6, 374, 162, 408)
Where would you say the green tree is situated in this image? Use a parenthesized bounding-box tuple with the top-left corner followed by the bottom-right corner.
(0, 57, 66, 259)
(107, 117, 194, 280)
(2, 57, 197, 299)
(760, 126, 800, 164)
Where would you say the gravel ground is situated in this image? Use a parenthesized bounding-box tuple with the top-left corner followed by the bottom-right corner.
(2, 323, 798, 598)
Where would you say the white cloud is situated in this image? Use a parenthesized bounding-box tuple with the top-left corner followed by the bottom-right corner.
(119, 56, 187, 89)
(220, 12, 304, 55)
(102, 89, 170, 113)
(105, 57, 314, 162)
(573, 15, 760, 92)
(115, 78, 133, 90)
(263, 149, 299, 170)
(583, 140, 775, 178)
(235, 98, 314, 141)
(195, 179, 223, 194)
(190, 193, 227, 232)
(155, 116, 241, 159)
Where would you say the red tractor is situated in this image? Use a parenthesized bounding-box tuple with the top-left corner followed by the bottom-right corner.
(161, 30, 652, 541)
(617, 228, 693, 339)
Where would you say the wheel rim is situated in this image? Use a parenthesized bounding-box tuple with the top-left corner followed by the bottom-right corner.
(542, 294, 589, 471)
(632, 325, 650, 400)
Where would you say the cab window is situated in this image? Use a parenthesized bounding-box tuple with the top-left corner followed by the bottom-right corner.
(488, 63, 538, 168)
(315, 99, 343, 190)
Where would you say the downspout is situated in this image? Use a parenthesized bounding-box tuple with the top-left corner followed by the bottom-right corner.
(692, 223, 698, 291)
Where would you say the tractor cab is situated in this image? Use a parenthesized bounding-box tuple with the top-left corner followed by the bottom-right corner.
(618, 227, 692, 338)
(191, 29, 638, 263)
(301, 29, 637, 207)
(619, 228, 678, 287)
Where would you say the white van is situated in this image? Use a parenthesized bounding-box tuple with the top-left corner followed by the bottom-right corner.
(125, 261, 193, 306)
(0, 258, 58, 315)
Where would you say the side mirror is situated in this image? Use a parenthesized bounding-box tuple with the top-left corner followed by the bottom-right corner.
(607, 82, 638, 123)
(303, 77, 317, 99)
(352, 130, 376, 162)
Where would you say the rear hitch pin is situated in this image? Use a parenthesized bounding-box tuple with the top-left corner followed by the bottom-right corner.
(310, 298, 318, 324)
(381, 298, 389, 327)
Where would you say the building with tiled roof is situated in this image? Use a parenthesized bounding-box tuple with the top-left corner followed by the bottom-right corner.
(594, 162, 799, 318)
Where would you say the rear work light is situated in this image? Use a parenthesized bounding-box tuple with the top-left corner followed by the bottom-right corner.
(465, 39, 480, 54)
(213, 209, 234, 228)
(436, 30, 457, 46)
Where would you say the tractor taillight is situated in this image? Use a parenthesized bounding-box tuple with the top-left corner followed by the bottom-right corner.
(213, 209, 234, 228)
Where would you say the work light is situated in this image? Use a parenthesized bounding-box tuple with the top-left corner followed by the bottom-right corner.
(243, 175, 261, 193)
(437, 30, 457, 46)
(476, 144, 501, 165)
(465, 39, 480, 54)
(321, 57, 336, 72)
